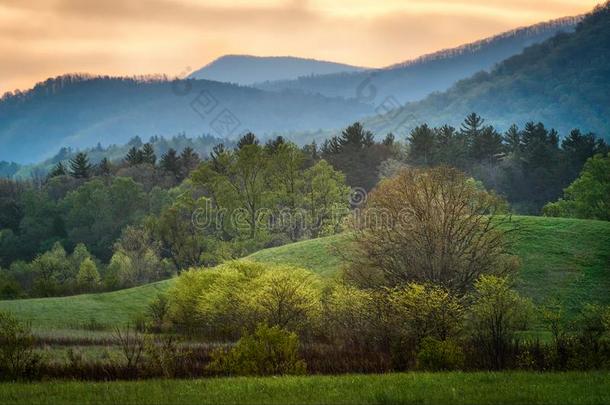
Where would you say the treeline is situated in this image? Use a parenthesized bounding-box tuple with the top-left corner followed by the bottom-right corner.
(0, 134, 351, 298)
(312, 115, 607, 214)
(400, 114, 607, 213)
(11, 133, 230, 181)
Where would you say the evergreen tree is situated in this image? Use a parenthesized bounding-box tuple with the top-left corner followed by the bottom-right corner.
(125, 147, 142, 166)
(408, 124, 436, 165)
(237, 132, 259, 149)
(69, 152, 92, 179)
(140, 143, 157, 165)
(460, 113, 485, 155)
(265, 136, 286, 154)
(471, 126, 504, 164)
(180, 147, 200, 177)
(339, 122, 374, 149)
(504, 125, 522, 154)
(160, 148, 181, 177)
(97, 157, 112, 176)
(49, 162, 67, 178)
(460, 113, 484, 136)
(383, 133, 395, 147)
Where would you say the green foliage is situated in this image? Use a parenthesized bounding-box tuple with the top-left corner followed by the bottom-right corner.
(31, 242, 73, 297)
(208, 323, 306, 376)
(146, 293, 170, 332)
(144, 335, 183, 378)
(248, 267, 322, 332)
(167, 261, 322, 338)
(321, 283, 378, 345)
(467, 276, 533, 369)
(1, 372, 610, 405)
(389, 283, 464, 344)
(416, 337, 465, 371)
(68, 153, 92, 179)
(62, 177, 148, 260)
(0, 311, 41, 380)
(76, 258, 100, 291)
(321, 122, 397, 190)
(544, 153, 610, 221)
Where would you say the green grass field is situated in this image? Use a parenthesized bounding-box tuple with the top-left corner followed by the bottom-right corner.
(1, 372, 609, 405)
(1, 216, 608, 332)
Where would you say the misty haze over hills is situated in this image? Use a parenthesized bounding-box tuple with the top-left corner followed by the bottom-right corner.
(2, 10, 605, 168)
(188, 55, 367, 86)
(0, 76, 371, 164)
(364, 4, 610, 140)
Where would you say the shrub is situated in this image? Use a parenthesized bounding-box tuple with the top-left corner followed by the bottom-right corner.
(388, 283, 464, 345)
(321, 283, 379, 346)
(114, 325, 145, 370)
(208, 323, 306, 376)
(0, 311, 42, 380)
(167, 261, 322, 339)
(144, 335, 183, 378)
(416, 337, 465, 371)
(467, 275, 533, 370)
(146, 293, 170, 332)
(248, 266, 322, 333)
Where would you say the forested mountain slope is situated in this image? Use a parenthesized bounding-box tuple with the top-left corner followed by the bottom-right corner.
(365, 3, 610, 140)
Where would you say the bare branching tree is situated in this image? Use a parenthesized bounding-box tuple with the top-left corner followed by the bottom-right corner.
(344, 166, 517, 295)
(114, 324, 145, 370)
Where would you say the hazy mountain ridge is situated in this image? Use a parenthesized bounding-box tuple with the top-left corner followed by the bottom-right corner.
(188, 55, 366, 86)
(256, 16, 580, 104)
(0, 74, 372, 163)
(364, 3, 610, 140)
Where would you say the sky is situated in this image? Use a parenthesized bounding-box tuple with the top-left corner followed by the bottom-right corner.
(0, 0, 603, 93)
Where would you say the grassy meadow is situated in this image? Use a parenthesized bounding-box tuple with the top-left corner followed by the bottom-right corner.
(1, 372, 609, 405)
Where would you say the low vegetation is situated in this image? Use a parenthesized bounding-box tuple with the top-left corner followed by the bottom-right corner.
(1, 372, 609, 405)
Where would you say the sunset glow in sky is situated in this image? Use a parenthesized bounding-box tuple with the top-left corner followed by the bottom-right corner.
(0, 0, 603, 93)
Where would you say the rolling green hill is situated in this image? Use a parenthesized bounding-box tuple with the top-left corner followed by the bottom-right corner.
(0, 216, 608, 332)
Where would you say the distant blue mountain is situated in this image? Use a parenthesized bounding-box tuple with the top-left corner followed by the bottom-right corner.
(257, 16, 582, 104)
(364, 4, 610, 141)
(188, 55, 366, 85)
(0, 75, 372, 164)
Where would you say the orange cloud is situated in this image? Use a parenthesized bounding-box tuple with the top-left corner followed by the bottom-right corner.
(0, 0, 603, 93)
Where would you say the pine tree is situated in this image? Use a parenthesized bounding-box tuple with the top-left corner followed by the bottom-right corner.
(180, 147, 200, 177)
(383, 133, 395, 147)
(69, 152, 92, 179)
(460, 113, 485, 137)
(237, 132, 259, 149)
(408, 124, 436, 165)
(504, 124, 522, 154)
(160, 148, 181, 177)
(339, 122, 374, 149)
(97, 157, 112, 176)
(140, 143, 157, 165)
(125, 147, 142, 166)
(49, 161, 67, 178)
(471, 126, 504, 164)
(265, 136, 286, 154)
